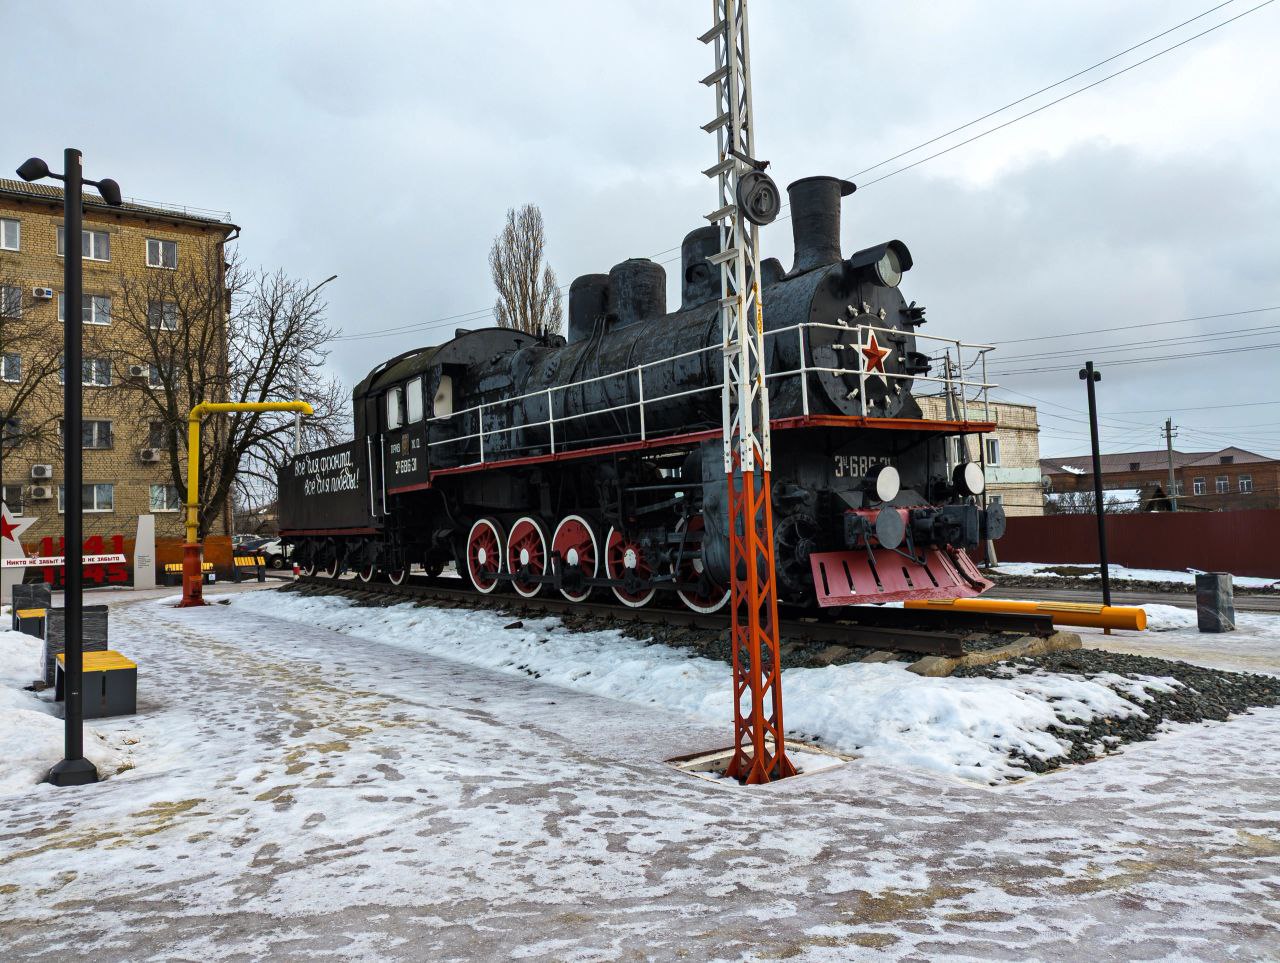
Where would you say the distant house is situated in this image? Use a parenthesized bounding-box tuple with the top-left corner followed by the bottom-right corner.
(917, 398, 1043, 516)
(1040, 446, 1279, 511)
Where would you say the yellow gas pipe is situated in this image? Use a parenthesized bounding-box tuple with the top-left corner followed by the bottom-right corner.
(180, 401, 313, 606)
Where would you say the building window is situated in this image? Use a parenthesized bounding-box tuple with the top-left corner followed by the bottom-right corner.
(1193, 477, 1206, 496)
(1215, 476, 1229, 494)
(150, 484, 181, 512)
(148, 362, 174, 388)
(1239, 475, 1253, 494)
(145, 238, 178, 269)
(147, 300, 179, 330)
(2, 417, 21, 447)
(58, 293, 112, 326)
(60, 419, 113, 449)
(984, 437, 1001, 466)
(1128, 462, 1140, 472)
(0, 218, 18, 251)
(406, 377, 424, 423)
(60, 356, 112, 387)
(1220, 455, 1234, 465)
(1174, 480, 1185, 496)
(0, 285, 20, 318)
(148, 420, 175, 449)
(386, 387, 403, 430)
(57, 483, 114, 513)
(2, 483, 22, 515)
(987, 494, 1003, 507)
(1, 353, 20, 383)
(57, 226, 111, 261)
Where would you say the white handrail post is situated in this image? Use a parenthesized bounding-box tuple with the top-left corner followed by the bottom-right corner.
(637, 367, 646, 441)
(478, 403, 486, 464)
(547, 388, 556, 454)
(798, 325, 809, 417)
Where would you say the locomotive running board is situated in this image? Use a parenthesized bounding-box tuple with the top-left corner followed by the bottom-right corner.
(810, 547, 993, 607)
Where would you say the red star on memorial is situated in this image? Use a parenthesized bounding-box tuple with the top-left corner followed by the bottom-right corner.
(861, 331, 891, 374)
(0, 513, 18, 542)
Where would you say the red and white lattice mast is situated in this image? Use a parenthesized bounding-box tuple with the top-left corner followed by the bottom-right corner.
(701, 0, 794, 783)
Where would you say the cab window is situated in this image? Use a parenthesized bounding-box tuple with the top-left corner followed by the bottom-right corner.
(385, 387, 403, 430)
(406, 377, 424, 423)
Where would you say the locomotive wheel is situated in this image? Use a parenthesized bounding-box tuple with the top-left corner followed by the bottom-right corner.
(552, 514, 599, 603)
(357, 564, 377, 583)
(317, 547, 341, 580)
(465, 518, 505, 594)
(507, 516, 550, 598)
(386, 566, 409, 586)
(674, 515, 729, 614)
(605, 526, 656, 608)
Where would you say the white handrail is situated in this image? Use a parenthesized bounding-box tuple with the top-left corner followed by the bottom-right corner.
(420, 320, 997, 466)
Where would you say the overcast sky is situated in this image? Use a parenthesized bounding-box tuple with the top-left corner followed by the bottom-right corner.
(10, 0, 1279, 461)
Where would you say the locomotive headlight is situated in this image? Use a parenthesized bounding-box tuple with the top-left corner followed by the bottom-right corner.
(874, 247, 903, 287)
(953, 462, 986, 497)
(866, 464, 900, 503)
(845, 240, 913, 288)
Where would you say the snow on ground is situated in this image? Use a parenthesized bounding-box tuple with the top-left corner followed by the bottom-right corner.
(0, 630, 131, 794)
(993, 560, 1279, 588)
(229, 591, 1165, 785)
(0, 589, 1278, 960)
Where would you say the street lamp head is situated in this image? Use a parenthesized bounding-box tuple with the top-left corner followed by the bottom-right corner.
(95, 178, 123, 207)
(16, 157, 49, 182)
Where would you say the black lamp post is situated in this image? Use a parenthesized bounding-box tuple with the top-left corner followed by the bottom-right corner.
(17, 149, 122, 787)
(1078, 360, 1112, 608)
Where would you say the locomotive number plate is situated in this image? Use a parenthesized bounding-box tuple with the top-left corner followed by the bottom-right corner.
(833, 454, 889, 479)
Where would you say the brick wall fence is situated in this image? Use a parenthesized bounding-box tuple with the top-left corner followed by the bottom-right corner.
(994, 509, 1280, 578)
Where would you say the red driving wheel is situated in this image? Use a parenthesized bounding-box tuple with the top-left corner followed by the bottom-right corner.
(605, 526, 656, 608)
(675, 515, 729, 614)
(466, 518, 505, 593)
(552, 514, 599, 603)
(507, 516, 550, 598)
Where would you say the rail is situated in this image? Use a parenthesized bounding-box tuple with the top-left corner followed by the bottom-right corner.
(424, 321, 995, 469)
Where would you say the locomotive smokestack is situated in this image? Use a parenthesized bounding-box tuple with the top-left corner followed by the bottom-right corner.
(567, 274, 610, 344)
(680, 226, 719, 311)
(787, 176, 856, 276)
(607, 258, 666, 328)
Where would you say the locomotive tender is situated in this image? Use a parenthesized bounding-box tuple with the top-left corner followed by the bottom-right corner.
(279, 175, 1005, 613)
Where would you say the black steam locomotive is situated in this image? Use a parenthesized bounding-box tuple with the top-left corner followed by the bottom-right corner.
(279, 175, 1004, 612)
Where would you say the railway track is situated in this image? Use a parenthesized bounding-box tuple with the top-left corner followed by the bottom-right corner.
(291, 574, 1055, 658)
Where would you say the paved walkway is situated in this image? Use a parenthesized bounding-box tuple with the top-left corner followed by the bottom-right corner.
(1, 593, 1278, 960)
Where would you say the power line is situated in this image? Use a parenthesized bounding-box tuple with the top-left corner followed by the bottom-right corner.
(995, 339, 1280, 376)
(333, 2, 1271, 346)
(997, 305, 1280, 346)
(852, 0, 1275, 191)
(991, 319, 1280, 364)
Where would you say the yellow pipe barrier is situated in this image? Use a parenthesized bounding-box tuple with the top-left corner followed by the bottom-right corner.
(181, 400, 313, 607)
(904, 597, 1147, 632)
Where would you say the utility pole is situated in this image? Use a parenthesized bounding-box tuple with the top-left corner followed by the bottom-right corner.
(1079, 361, 1111, 607)
(1163, 418, 1179, 511)
(702, 0, 792, 783)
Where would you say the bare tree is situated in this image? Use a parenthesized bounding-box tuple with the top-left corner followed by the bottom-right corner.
(0, 279, 67, 465)
(109, 247, 348, 537)
(488, 203, 563, 337)
(1044, 489, 1139, 514)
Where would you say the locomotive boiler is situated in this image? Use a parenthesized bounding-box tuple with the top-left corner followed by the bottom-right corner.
(278, 174, 1005, 613)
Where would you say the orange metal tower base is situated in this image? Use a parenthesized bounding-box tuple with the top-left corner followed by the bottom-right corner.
(723, 466, 795, 784)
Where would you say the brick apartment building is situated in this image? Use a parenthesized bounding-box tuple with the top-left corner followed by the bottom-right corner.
(918, 397, 1044, 516)
(0, 178, 237, 542)
(1041, 446, 1280, 511)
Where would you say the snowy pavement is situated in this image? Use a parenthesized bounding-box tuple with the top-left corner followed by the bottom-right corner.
(1, 590, 1278, 960)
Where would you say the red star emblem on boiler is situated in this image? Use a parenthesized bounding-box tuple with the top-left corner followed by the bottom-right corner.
(0, 514, 18, 542)
(861, 331, 891, 373)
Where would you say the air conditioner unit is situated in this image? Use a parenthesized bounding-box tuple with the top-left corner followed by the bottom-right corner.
(31, 287, 54, 301)
(127, 364, 147, 380)
(139, 448, 162, 463)
(30, 485, 52, 500)
(30, 464, 53, 480)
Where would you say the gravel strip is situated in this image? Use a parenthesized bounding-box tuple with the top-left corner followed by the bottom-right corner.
(955, 648, 1280, 773)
